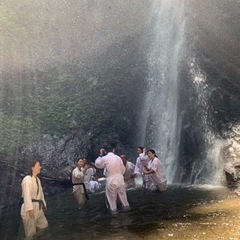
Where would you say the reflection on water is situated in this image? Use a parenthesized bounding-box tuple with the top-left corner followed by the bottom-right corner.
(1, 185, 240, 240)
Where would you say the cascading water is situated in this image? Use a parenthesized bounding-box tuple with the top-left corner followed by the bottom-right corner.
(139, 0, 227, 185)
(139, 0, 186, 183)
(187, 59, 226, 185)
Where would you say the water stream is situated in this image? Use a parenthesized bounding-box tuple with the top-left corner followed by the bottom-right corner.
(138, 0, 186, 183)
(139, 0, 228, 185)
(1, 185, 239, 240)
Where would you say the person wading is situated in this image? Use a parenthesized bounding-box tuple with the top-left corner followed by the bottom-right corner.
(95, 145, 130, 215)
(143, 149, 167, 192)
(20, 160, 48, 239)
(72, 158, 89, 210)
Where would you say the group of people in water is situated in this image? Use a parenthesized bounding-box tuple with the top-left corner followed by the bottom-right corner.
(20, 145, 167, 239)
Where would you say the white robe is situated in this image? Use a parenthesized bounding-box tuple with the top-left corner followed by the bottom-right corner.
(84, 167, 94, 191)
(72, 167, 85, 193)
(89, 180, 101, 192)
(123, 161, 135, 188)
(147, 157, 167, 191)
(134, 153, 150, 187)
(72, 167, 86, 207)
(20, 175, 48, 238)
(95, 152, 130, 212)
(134, 153, 149, 175)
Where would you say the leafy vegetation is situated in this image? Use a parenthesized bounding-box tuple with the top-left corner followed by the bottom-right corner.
(0, 59, 146, 159)
(0, 0, 149, 161)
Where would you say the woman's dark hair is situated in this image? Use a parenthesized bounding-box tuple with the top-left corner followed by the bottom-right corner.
(138, 146, 144, 153)
(75, 158, 83, 164)
(147, 149, 158, 157)
(27, 160, 39, 176)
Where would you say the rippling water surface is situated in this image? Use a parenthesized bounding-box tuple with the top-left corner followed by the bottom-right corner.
(1, 185, 240, 240)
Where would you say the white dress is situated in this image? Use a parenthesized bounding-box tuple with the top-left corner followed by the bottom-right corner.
(84, 167, 101, 193)
(20, 175, 48, 238)
(147, 157, 167, 191)
(123, 161, 136, 188)
(134, 153, 150, 187)
(84, 167, 94, 191)
(72, 167, 86, 206)
(95, 152, 130, 212)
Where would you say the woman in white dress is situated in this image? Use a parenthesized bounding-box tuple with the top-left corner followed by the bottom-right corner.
(143, 149, 167, 192)
(20, 160, 48, 239)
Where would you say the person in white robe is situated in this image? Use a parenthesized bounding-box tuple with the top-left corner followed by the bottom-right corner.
(143, 149, 167, 192)
(89, 179, 101, 192)
(120, 155, 136, 189)
(134, 146, 150, 188)
(72, 159, 88, 209)
(95, 146, 130, 215)
(87, 162, 102, 193)
(20, 160, 48, 239)
(84, 163, 101, 193)
(84, 162, 95, 193)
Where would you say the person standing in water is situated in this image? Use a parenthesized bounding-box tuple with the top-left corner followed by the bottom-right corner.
(143, 149, 167, 192)
(83, 161, 94, 194)
(120, 154, 136, 189)
(95, 145, 130, 215)
(20, 160, 48, 239)
(134, 146, 150, 188)
(72, 158, 89, 209)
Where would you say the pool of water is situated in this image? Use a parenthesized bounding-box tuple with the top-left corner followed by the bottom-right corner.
(0, 185, 239, 240)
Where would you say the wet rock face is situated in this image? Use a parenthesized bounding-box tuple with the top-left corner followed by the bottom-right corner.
(20, 130, 129, 180)
(223, 127, 240, 189)
(21, 130, 92, 180)
(173, 0, 240, 184)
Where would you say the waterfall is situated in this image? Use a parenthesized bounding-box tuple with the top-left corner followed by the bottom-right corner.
(139, 0, 229, 185)
(139, 0, 186, 183)
(188, 59, 226, 185)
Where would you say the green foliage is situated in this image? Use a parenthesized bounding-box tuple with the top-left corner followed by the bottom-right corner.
(0, 112, 36, 159)
(33, 68, 135, 139)
(0, 0, 148, 160)
(0, 57, 146, 160)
